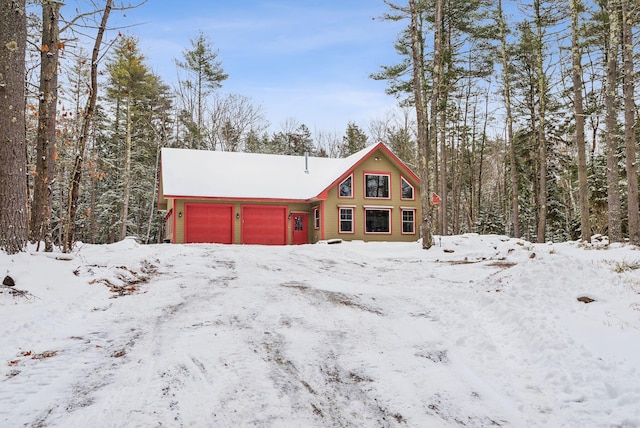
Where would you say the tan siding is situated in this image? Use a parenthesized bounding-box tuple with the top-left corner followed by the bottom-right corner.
(167, 147, 420, 245)
(322, 148, 421, 242)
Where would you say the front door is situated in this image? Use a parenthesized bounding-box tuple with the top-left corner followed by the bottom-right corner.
(291, 213, 308, 245)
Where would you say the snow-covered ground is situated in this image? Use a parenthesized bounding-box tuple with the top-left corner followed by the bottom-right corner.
(1, 234, 640, 427)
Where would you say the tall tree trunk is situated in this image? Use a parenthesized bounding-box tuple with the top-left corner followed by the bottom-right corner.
(0, 0, 28, 254)
(534, 0, 548, 243)
(31, 0, 62, 251)
(570, 0, 591, 243)
(146, 131, 162, 243)
(64, 0, 113, 252)
(622, 0, 638, 244)
(409, 0, 432, 249)
(498, 0, 520, 238)
(120, 95, 132, 240)
(439, 92, 448, 235)
(478, 89, 489, 231)
(431, 0, 444, 236)
(605, 0, 622, 242)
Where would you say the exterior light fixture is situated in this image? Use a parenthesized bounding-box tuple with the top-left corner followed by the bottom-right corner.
(178, 211, 183, 218)
(236, 212, 240, 219)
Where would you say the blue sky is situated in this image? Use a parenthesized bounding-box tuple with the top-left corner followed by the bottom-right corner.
(110, 0, 407, 134)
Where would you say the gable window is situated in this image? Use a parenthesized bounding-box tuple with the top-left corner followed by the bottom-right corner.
(339, 175, 353, 198)
(365, 208, 391, 234)
(365, 173, 390, 199)
(401, 177, 415, 200)
(339, 207, 354, 233)
(313, 207, 320, 229)
(401, 209, 416, 234)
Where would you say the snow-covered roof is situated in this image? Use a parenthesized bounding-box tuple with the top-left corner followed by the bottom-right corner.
(160, 143, 385, 201)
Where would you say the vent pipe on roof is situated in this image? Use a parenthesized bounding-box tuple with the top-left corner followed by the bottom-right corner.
(304, 152, 309, 174)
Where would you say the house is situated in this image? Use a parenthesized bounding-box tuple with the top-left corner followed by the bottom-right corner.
(158, 142, 421, 245)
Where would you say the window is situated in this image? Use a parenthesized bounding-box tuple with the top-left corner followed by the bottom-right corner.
(313, 207, 320, 229)
(365, 208, 391, 234)
(339, 207, 354, 233)
(365, 173, 390, 198)
(339, 175, 353, 198)
(402, 209, 415, 234)
(401, 177, 415, 200)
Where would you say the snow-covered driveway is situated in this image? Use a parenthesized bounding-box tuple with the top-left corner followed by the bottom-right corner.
(2, 235, 639, 427)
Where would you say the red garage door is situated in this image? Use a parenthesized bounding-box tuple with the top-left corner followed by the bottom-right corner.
(185, 204, 233, 244)
(242, 205, 287, 245)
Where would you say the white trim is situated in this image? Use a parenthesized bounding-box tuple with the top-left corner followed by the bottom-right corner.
(313, 207, 320, 230)
(400, 176, 415, 201)
(337, 204, 357, 208)
(363, 205, 394, 209)
(338, 206, 355, 234)
(364, 172, 391, 199)
(364, 206, 392, 235)
(338, 174, 354, 198)
(401, 208, 416, 235)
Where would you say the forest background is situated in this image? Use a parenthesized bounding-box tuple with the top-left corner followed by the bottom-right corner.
(0, 0, 639, 254)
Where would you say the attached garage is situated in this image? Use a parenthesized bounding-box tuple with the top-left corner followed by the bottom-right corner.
(242, 205, 287, 245)
(184, 204, 233, 244)
(159, 143, 422, 245)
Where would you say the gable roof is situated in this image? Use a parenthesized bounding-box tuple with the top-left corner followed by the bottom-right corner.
(160, 142, 418, 202)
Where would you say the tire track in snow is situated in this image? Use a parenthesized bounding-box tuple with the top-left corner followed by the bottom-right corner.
(27, 246, 239, 427)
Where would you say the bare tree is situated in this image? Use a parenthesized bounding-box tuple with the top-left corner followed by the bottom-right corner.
(314, 130, 342, 158)
(209, 93, 268, 152)
(0, 0, 28, 254)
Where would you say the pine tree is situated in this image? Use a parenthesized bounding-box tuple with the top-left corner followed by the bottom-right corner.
(175, 31, 227, 150)
(30, 0, 63, 251)
(570, 0, 591, 243)
(605, 0, 622, 242)
(0, 0, 28, 254)
(621, 0, 638, 244)
(340, 122, 368, 157)
(103, 36, 168, 241)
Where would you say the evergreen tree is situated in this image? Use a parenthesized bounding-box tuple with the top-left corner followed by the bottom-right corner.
(30, 0, 63, 251)
(101, 36, 170, 242)
(340, 122, 368, 157)
(0, 0, 28, 254)
(175, 31, 227, 150)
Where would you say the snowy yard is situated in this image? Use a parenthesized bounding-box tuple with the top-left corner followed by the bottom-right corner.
(1, 235, 640, 427)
